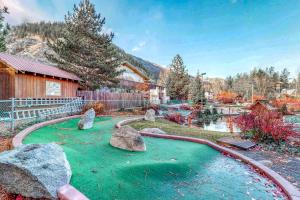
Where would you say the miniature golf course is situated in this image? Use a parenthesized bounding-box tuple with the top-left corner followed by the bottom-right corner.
(23, 117, 285, 200)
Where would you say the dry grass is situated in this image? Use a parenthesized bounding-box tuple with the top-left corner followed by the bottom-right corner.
(129, 118, 231, 142)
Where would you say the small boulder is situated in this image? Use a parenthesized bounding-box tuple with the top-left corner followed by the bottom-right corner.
(78, 108, 95, 130)
(144, 109, 156, 122)
(0, 143, 71, 200)
(140, 128, 166, 135)
(258, 160, 273, 167)
(110, 125, 146, 151)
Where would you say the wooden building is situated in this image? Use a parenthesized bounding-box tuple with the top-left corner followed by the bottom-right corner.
(0, 53, 80, 99)
(115, 61, 150, 93)
(249, 100, 278, 113)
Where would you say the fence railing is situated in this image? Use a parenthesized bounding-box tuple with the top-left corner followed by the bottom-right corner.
(13, 97, 79, 108)
(0, 93, 149, 134)
(78, 90, 147, 111)
(0, 98, 83, 133)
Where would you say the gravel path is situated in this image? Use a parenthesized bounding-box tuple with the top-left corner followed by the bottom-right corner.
(237, 149, 300, 189)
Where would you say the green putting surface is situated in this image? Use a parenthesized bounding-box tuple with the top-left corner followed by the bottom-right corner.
(24, 117, 285, 200)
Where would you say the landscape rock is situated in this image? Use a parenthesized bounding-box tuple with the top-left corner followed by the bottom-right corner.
(0, 143, 71, 200)
(78, 108, 95, 130)
(258, 160, 273, 167)
(140, 128, 166, 135)
(144, 109, 156, 121)
(110, 125, 146, 151)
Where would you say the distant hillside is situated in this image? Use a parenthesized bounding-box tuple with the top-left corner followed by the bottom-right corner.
(7, 22, 165, 81)
(131, 56, 164, 81)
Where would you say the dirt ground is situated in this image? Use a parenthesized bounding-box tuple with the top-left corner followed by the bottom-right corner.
(237, 148, 300, 189)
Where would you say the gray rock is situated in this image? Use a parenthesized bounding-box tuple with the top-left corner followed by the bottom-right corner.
(258, 160, 273, 167)
(0, 143, 71, 200)
(78, 108, 95, 130)
(140, 128, 166, 135)
(110, 125, 146, 152)
(144, 109, 156, 121)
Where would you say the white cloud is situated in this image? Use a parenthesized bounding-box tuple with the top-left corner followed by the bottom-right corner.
(132, 40, 147, 52)
(0, 0, 51, 25)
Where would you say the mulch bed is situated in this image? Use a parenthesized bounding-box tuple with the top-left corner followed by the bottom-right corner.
(0, 185, 15, 200)
(0, 137, 12, 153)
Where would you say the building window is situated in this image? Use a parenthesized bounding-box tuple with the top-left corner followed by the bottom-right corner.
(46, 81, 61, 96)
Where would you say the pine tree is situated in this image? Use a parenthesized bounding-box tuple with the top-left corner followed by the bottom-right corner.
(166, 54, 190, 100)
(0, 6, 9, 52)
(47, 0, 122, 90)
(280, 68, 290, 90)
(225, 76, 234, 91)
(190, 72, 206, 104)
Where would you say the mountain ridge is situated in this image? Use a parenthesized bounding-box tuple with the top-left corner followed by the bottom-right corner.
(6, 22, 165, 82)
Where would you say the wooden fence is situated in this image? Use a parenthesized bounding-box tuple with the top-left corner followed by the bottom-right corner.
(77, 91, 147, 111)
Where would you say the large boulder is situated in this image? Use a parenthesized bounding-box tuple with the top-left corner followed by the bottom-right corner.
(78, 108, 95, 130)
(0, 143, 71, 200)
(140, 128, 166, 135)
(144, 109, 156, 122)
(110, 125, 146, 151)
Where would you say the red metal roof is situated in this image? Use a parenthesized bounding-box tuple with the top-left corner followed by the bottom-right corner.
(0, 53, 80, 81)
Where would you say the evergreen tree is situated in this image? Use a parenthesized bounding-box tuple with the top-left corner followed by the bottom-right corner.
(280, 68, 290, 90)
(166, 54, 190, 100)
(47, 0, 122, 90)
(12, 21, 64, 40)
(0, 6, 9, 52)
(190, 72, 206, 104)
(225, 76, 234, 91)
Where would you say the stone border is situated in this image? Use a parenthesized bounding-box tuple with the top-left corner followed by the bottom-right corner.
(12, 115, 89, 200)
(116, 117, 300, 200)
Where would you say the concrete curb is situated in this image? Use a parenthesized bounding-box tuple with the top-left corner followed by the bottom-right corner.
(12, 115, 89, 200)
(116, 117, 300, 200)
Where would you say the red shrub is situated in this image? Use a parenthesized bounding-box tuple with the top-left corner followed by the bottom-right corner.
(233, 113, 256, 133)
(216, 91, 237, 104)
(165, 113, 185, 124)
(271, 96, 300, 112)
(234, 109, 295, 142)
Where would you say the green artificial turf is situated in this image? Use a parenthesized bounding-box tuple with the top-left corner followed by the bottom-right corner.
(23, 117, 284, 200)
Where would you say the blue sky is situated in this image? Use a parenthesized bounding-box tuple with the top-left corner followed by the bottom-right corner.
(2, 0, 300, 78)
